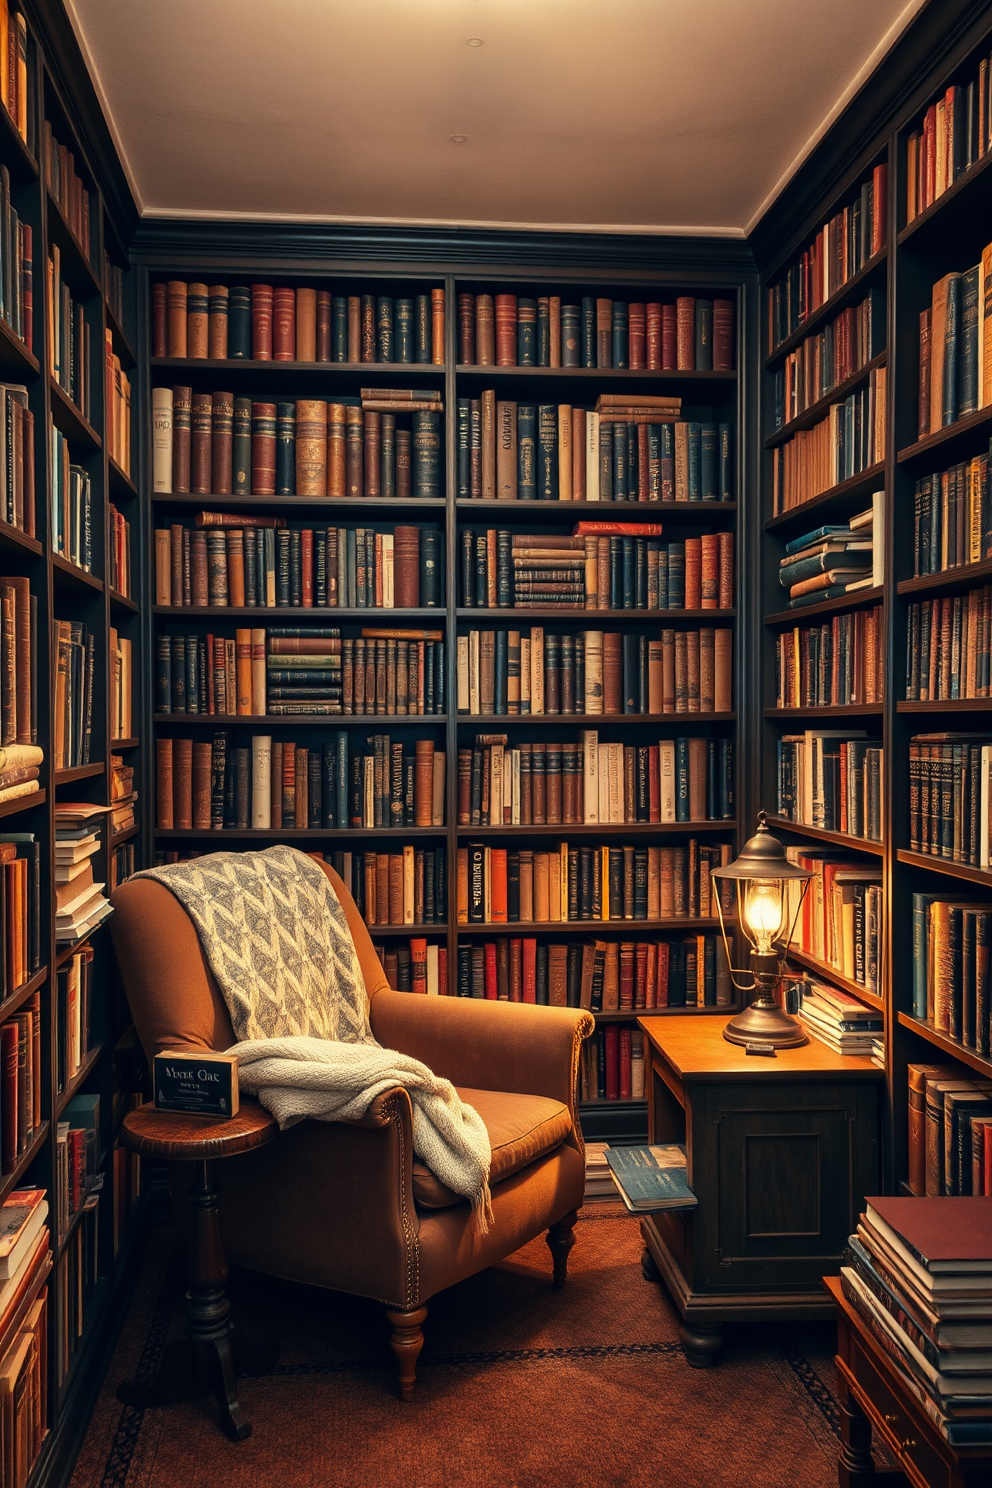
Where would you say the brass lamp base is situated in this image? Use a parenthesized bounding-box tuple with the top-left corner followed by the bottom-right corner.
(722, 998, 808, 1049)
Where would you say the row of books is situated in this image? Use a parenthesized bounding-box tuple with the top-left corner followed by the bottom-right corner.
(0, 990, 40, 1171)
(456, 398, 733, 504)
(912, 897, 992, 1056)
(110, 839, 134, 892)
(154, 520, 443, 610)
(456, 292, 733, 371)
(55, 1094, 100, 1242)
(774, 605, 884, 708)
(0, 834, 40, 996)
(53, 620, 93, 771)
(456, 734, 734, 827)
(841, 1197, 992, 1447)
(776, 732, 884, 841)
(104, 253, 126, 329)
(767, 167, 887, 351)
(0, 170, 30, 352)
(458, 841, 733, 925)
(906, 60, 992, 220)
(0, 577, 34, 751)
(107, 503, 131, 597)
(785, 849, 882, 996)
(110, 1136, 141, 1260)
(50, 427, 91, 571)
(151, 389, 443, 499)
(47, 248, 90, 418)
(905, 589, 992, 701)
(1, 10, 28, 144)
(775, 494, 882, 607)
(0, 1191, 49, 1482)
(918, 260, 992, 437)
(909, 734, 992, 867)
(797, 980, 881, 1054)
(770, 369, 886, 515)
(911, 446, 992, 576)
(909, 1064, 992, 1197)
(457, 625, 730, 717)
(346, 849, 445, 927)
(154, 733, 446, 831)
(772, 293, 878, 431)
(156, 629, 446, 718)
(54, 946, 93, 1100)
(55, 805, 112, 944)
(0, 384, 33, 537)
(459, 525, 732, 612)
(105, 330, 132, 476)
(579, 1030, 646, 1103)
(56, 1179, 100, 1385)
(152, 281, 447, 364)
(457, 936, 730, 1011)
(110, 755, 136, 836)
(44, 123, 90, 259)
(370, 938, 447, 996)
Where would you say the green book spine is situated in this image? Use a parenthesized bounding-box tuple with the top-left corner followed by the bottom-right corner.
(232, 396, 251, 495)
(611, 301, 628, 369)
(228, 286, 251, 358)
(415, 295, 431, 363)
(517, 404, 536, 500)
(331, 296, 347, 362)
(395, 298, 413, 363)
(377, 296, 394, 362)
(537, 405, 558, 500)
(413, 410, 441, 498)
(694, 298, 713, 371)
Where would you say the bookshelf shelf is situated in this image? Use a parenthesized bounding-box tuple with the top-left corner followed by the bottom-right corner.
(0, 1123, 51, 1209)
(897, 403, 992, 465)
(459, 712, 736, 725)
(108, 588, 137, 612)
(0, 788, 45, 819)
(456, 918, 726, 933)
(112, 737, 140, 749)
(897, 556, 992, 596)
(763, 704, 883, 718)
(454, 499, 736, 522)
(48, 376, 102, 449)
(153, 713, 447, 726)
(55, 936, 103, 971)
(54, 763, 104, 784)
(0, 316, 39, 378)
(897, 140, 992, 248)
(366, 924, 446, 938)
(455, 821, 733, 837)
(455, 608, 736, 622)
(0, 100, 37, 179)
(52, 554, 103, 591)
(154, 826, 446, 840)
(763, 249, 887, 369)
(895, 850, 992, 888)
(0, 517, 42, 556)
(0, 968, 51, 1027)
(896, 698, 992, 711)
(55, 1043, 104, 1118)
(45, 188, 101, 296)
(152, 493, 446, 512)
(764, 353, 887, 449)
(455, 365, 736, 384)
(110, 825, 140, 847)
(764, 816, 883, 855)
(763, 586, 884, 626)
(764, 463, 885, 533)
(149, 357, 446, 377)
(784, 945, 884, 1011)
(108, 457, 137, 498)
(152, 605, 441, 620)
(579, 1097, 647, 1110)
(896, 1012, 992, 1081)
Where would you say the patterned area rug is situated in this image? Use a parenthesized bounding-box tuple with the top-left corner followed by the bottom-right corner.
(71, 1203, 847, 1488)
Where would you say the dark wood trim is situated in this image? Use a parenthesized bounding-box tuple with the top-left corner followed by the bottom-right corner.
(764, 353, 886, 447)
(896, 1011, 992, 1079)
(763, 585, 884, 626)
(763, 254, 887, 369)
(763, 814, 884, 856)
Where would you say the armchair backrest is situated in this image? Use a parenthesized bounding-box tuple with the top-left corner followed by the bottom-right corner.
(110, 859, 391, 1062)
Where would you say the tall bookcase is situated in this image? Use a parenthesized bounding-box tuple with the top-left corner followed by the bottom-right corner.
(0, 3, 148, 1485)
(756, 0, 992, 1191)
(137, 253, 755, 1143)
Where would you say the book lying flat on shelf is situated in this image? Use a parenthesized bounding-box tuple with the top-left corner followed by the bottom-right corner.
(605, 1144, 697, 1212)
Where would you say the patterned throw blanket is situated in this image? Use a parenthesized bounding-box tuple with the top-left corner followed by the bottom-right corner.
(135, 847, 492, 1225)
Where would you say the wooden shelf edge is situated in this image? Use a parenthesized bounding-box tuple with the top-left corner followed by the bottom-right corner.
(896, 1012, 992, 1080)
(456, 821, 735, 836)
(764, 816, 884, 855)
(897, 555, 992, 596)
(0, 788, 45, 819)
(764, 704, 883, 718)
(898, 146, 992, 246)
(764, 464, 885, 531)
(0, 967, 48, 1025)
(895, 849, 992, 887)
(54, 762, 104, 785)
(763, 585, 884, 626)
(0, 1123, 50, 1207)
(764, 352, 887, 449)
(898, 402, 992, 464)
(455, 918, 727, 933)
(56, 1043, 104, 1117)
(764, 250, 887, 369)
(784, 945, 884, 1012)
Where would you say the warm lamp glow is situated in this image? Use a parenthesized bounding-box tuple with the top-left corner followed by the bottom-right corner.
(742, 879, 785, 954)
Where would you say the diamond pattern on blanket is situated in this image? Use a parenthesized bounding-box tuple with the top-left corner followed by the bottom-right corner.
(133, 846, 373, 1046)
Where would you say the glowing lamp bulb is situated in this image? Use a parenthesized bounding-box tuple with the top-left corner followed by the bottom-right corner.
(743, 879, 784, 954)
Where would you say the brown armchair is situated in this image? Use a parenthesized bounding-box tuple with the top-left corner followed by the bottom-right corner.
(110, 860, 593, 1398)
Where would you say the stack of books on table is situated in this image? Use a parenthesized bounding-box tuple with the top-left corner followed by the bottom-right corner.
(842, 1196, 992, 1446)
(797, 980, 882, 1054)
(778, 492, 883, 609)
(870, 1035, 884, 1070)
(55, 805, 113, 944)
(583, 1142, 616, 1202)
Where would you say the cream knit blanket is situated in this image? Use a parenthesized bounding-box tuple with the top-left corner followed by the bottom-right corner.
(136, 846, 492, 1223)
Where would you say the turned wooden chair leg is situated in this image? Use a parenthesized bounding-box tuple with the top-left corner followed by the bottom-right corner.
(546, 1208, 579, 1288)
(386, 1305, 427, 1400)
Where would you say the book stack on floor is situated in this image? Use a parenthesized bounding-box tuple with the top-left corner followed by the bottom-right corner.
(54, 806, 112, 944)
(797, 980, 883, 1053)
(776, 731, 883, 840)
(776, 493, 883, 608)
(841, 1197, 992, 1447)
(0, 1189, 50, 1484)
(583, 1142, 616, 1202)
(774, 605, 884, 706)
(908, 1064, 992, 1197)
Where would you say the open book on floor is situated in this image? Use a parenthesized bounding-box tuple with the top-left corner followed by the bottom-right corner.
(605, 1145, 697, 1213)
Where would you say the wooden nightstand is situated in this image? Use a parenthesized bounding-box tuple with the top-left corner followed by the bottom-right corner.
(637, 1014, 884, 1366)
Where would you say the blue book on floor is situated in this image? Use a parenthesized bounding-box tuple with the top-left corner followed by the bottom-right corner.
(605, 1145, 697, 1213)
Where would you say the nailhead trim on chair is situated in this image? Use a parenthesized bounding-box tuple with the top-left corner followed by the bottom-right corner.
(375, 1091, 421, 1311)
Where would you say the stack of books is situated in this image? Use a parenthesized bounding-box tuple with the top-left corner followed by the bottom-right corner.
(870, 1035, 884, 1070)
(583, 1142, 615, 1202)
(54, 806, 112, 943)
(842, 1196, 992, 1447)
(797, 980, 882, 1053)
(605, 1144, 697, 1213)
(777, 493, 883, 608)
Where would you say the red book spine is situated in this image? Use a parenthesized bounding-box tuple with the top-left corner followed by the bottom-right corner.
(619, 1028, 632, 1098)
(646, 302, 662, 370)
(604, 1025, 619, 1100)
(628, 302, 646, 369)
(712, 299, 734, 370)
(316, 290, 331, 361)
(251, 284, 273, 360)
(438, 947, 447, 996)
(151, 281, 167, 357)
(509, 938, 522, 1001)
(871, 164, 887, 256)
(494, 294, 517, 366)
(648, 746, 660, 821)
(657, 941, 670, 1006)
(684, 537, 701, 609)
(522, 937, 536, 1003)
(301, 528, 313, 607)
(676, 297, 695, 370)
(645, 942, 657, 1010)
(484, 941, 498, 999)
(272, 286, 296, 361)
(661, 304, 676, 369)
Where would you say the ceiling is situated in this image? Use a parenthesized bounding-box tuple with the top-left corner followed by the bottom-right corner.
(67, 0, 925, 236)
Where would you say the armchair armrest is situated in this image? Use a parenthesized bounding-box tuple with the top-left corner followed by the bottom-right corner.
(370, 992, 593, 1111)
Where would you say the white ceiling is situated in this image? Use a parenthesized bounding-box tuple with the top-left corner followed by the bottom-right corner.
(67, 0, 925, 236)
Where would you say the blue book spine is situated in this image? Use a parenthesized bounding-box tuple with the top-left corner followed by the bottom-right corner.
(960, 267, 980, 418)
(700, 423, 717, 501)
(517, 405, 536, 501)
(675, 737, 690, 821)
(687, 422, 701, 500)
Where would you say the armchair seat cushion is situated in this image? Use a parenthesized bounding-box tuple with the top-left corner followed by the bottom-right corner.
(412, 1087, 572, 1209)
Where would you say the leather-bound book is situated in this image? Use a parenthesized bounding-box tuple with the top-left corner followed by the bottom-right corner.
(646, 302, 662, 370)
(396, 428, 412, 499)
(251, 403, 277, 495)
(413, 411, 441, 498)
(172, 385, 192, 493)
(364, 411, 382, 497)
(211, 391, 234, 495)
(151, 281, 167, 357)
(345, 407, 363, 497)
(480, 390, 496, 499)
(190, 531, 208, 605)
(496, 402, 517, 500)
(918, 308, 931, 438)
(340, 295, 357, 361)
(226, 530, 245, 607)
(251, 284, 273, 359)
(156, 737, 174, 827)
(360, 294, 376, 361)
(431, 288, 445, 365)
(394, 526, 421, 608)
(676, 297, 695, 369)
(718, 532, 733, 609)
(475, 294, 495, 365)
(495, 294, 517, 366)
(272, 286, 296, 361)
(152, 388, 173, 493)
(414, 294, 431, 363)
(208, 284, 229, 358)
(661, 303, 677, 369)
(713, 628, 732, 712)
(549, 296, 561, 367)
(558, 405, 572, 500)
(594, 299, 611, 367)
(517, 298, 536, 365)
(296, 287, 317, 361)
(173, 737, 193, 829)
(628, 302, 646, 369)
(413, 740, 434, 826)
(167, 280, 187, 357)
(712, 299, 734, 370)
(228, 286, 251, 358)
(603, 632, 622, 713)
(316, 290, 331, 360)
(396, 298, 413, 362)
(561, 303, 580, 368)
(327, 404, 346, 498)
(190, 393, 212, 495)
(232, 397, 251, 494)
(187, 283, 209, 358)
(684, 537, 701, 609)
(377, 295, 394, 361)
(458, 292, 475, 363)
(296, 399, 327, 497)
(275, 402, 296, 494)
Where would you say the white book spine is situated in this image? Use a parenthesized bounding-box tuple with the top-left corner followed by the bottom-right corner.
(152, 387, 173, 493)
(250, 735, 272, 828)
(585, 411, 600, 500)
(581, 730, 598, 823)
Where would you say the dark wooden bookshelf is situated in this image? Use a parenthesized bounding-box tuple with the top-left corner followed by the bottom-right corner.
(455, 822, 734, 837)
(764, 352, 887, 448)
(455, 607, 736, 622)
(784, 946, 885, 1012)
(764, 816, 883, 855)
(762, 704, 883, 718)
(897, 555, 992, 596)
(763, 249, 886, 369)
(454, 499, 736, 520)
(897, 402, 992, 464)
(897, 135, 992, 248)
(763, 463, 885, 533)
(763, 584, 884, 626)
(896, 1012, 992, 1081)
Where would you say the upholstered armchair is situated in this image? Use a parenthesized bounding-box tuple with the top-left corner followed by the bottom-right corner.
(110, 860, 593, 1398)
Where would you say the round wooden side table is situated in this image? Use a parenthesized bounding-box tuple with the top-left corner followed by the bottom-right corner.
(115, 1099, 277, 1441)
